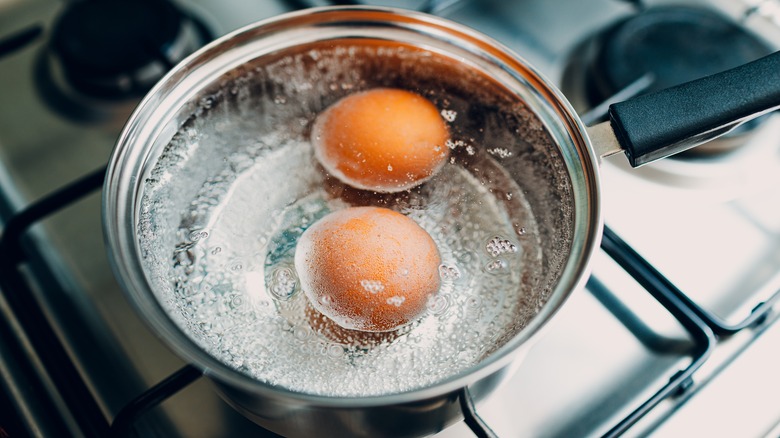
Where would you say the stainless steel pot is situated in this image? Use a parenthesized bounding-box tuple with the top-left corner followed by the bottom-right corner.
(102, 6, 780, 437)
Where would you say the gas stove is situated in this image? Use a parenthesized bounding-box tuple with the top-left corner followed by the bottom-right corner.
(1, 0, 779, 437)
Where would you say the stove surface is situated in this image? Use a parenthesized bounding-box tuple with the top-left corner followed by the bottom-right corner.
(1, 0, 779, 437)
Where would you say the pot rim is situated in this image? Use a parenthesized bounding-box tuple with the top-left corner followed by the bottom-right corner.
(102, 5, 602, 408)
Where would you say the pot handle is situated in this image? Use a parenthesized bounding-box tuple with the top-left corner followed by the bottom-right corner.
(588, 50, 780, 167)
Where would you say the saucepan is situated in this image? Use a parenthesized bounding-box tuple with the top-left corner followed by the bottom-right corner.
(103, 6, 780, 437)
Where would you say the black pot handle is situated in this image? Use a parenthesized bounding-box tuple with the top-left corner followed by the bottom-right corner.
(599, 50, 780, 167)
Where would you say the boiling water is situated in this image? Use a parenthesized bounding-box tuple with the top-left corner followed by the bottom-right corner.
(164, 135, 541, 396)
(139, 42, 560, 397)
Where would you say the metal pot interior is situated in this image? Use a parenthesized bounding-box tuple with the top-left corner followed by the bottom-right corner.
(104, 7, 598, 404)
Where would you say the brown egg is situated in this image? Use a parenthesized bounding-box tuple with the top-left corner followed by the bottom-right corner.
(311, 88, 450, 193)
(294, 206, 441, 332)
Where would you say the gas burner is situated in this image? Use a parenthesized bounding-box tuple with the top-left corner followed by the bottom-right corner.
(35, 0, 213, 122)
(588, 6, 773, 105)
(563, 5, 774, 156)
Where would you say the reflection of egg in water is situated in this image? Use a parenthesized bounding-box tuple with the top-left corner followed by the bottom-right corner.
(311, 88, 450, 193)
(304, 301, 401, 347)
(294, 206, 441, 332)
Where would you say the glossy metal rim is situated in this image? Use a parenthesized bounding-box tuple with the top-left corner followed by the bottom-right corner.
(102, 5, 602, 407)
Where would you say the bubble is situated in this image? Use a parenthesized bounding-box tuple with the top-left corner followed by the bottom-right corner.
(200, 96, 214, 109)
(465, 295, 482, 309)
(386, 296, 406, 307)
(201, 281, 214, 293)
(485, 236, 518, 257)
(189, 229, 209, 242)
(445, 139, 466, 150)
(180, 283, 199, 297)
(463, 296, 483, 322)
(438, 264, 461, 280)
(327, 344, 343, 358)
(255, 299, 270, 308)
(487, 148, 512, 158)
(426, 294, 451, 315)
(485, 259, 508, 273)
(269, 267, 297, 300)
(293, 326, 311, 340)
(227, 294, 244, 310)
(440, 109, 457, 122)
(360, 279, 385, 294)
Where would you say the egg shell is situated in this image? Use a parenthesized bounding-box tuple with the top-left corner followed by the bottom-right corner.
(295, 206, 442, 332)
(311, 88, 450, 193)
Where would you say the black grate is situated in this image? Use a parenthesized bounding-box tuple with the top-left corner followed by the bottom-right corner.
(0, 24, 43, 59)
(598, 227, 714, 436)
(0, 168, 109, 437)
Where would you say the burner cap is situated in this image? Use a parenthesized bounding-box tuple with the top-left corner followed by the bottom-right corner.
(49, 0, 209, 99)
(588, 6, 773, 103)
